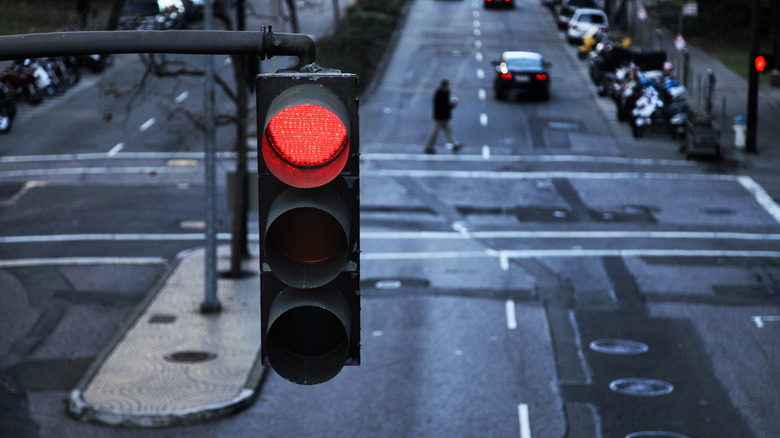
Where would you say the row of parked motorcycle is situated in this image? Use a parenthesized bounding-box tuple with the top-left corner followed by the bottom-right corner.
(0, 54, 111, 134)
(581, 31, 692, 139)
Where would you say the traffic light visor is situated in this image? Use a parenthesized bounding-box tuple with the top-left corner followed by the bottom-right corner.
(262, 85, 351, 188)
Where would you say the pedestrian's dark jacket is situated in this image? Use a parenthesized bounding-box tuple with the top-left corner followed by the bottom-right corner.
(433, 87, 452, 121)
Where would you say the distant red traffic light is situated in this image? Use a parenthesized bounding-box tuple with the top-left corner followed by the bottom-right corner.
(755, 55, 767, 72)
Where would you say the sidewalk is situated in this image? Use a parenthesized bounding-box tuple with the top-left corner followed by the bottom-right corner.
(69, 246, 264, 427)
(651, 29, 780, 165)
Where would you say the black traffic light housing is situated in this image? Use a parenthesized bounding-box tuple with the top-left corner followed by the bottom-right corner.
(257, 71, 360, 385)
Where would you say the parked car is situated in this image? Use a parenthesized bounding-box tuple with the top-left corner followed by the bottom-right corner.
(492, 51, 551, 100)
(556, 0, 598, 30)
(567, 8, 608, 44)
(484, 0, 514, 8)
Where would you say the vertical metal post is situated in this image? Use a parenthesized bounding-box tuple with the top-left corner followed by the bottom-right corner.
(746, 0, 760, 153)
(201, 0, 222, 313)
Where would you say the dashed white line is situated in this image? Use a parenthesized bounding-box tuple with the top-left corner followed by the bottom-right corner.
(752, 315, 780, 328)
(478, 88, 486, 101)
(506, 300, 517, 330)
(475, 52, 484, 62)
(107, 142, 124, 157)
(175, 91, 189, 103)
(518, 403, 532, 438)
(139, 117, 156, 132)
(480, 113, 488, 127)
(477, 68, 485, 79)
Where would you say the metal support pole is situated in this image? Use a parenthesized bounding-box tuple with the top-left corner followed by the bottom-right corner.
(746, 0, 760, 153)
(200, 0, 221, 313)
(0, 29, 316, 68)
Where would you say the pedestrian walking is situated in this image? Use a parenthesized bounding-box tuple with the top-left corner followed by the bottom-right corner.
(425, 79, 462, 154)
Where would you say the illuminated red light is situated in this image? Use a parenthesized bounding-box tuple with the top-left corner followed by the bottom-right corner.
(265, 105, 347, 167)
(500, 72, 513, 80)
(755, 55, 767, 72)
(262, 103, 350, 188)
(536, 74, 548, 80)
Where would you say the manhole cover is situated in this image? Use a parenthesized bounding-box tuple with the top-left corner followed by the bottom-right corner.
(609, 378, 674, 396)
(625, 432, 691, 438)
(164, 351, 217, 364)
(148, 314, 176, 324)
(589, 339, 649, 355)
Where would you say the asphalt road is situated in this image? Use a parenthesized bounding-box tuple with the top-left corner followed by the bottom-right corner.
(2, 0, 780, 437)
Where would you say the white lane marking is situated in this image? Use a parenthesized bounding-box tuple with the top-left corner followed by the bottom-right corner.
(0, 166, 197, 178)
(0, 233, 231, 243)
(480, 113, 488, 127)
(482, 145, 491, 159)
(475, 52, 483, 62)
(370, 169, 740, 181)
(475, 40, 482, 49)
(0, 151, 255, 163)
(518, 403, 532, 438)
(473, 20, 480, 28)
(0, 151, 693, 166)
(360, 153, 695, 167)
(477, 68, 485, 79)
(498, 251, 510, 271)
(738, 176, 780, 225)
(175, 91, 189, 103)
(107, 142, 124, 157)
(478, 88, 486, 101)
(506, 300, 517, 330)
(8, 230, 780, 244)
(0, 257, 167, 268)
(752, 316, 780, 328)
(139, 117, 156, 132)
(361, 230, 780, 240)
(473, 29, 481, 37)
(361, 249, 780, 261)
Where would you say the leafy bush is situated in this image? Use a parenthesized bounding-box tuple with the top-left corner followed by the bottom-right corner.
(317, 0, 408, 90)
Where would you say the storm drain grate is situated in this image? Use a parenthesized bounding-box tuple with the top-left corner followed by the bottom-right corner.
(148, 314, 177, 324)
(625, 432, 691, 438)
(164, 351, 217, 364)
(609, 378, 674, 396)
(589, 339, 649, 355)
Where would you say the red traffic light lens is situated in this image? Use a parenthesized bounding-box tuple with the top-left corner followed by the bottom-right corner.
(756, 55, 767, 72)
(262, 101, 351, 189)
(265, 105, 348, 167)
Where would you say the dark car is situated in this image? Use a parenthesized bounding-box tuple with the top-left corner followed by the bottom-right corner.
(492, 51, 551, 100)
(484, 0, 514, 9)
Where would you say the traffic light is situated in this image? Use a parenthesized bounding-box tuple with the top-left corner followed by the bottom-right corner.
(257, 71, 360, 385)
(754, 54, 774, 72)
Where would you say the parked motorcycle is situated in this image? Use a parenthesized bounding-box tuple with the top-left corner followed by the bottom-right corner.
(0, 62, 44, 104)
(0, 83, 15, 134)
